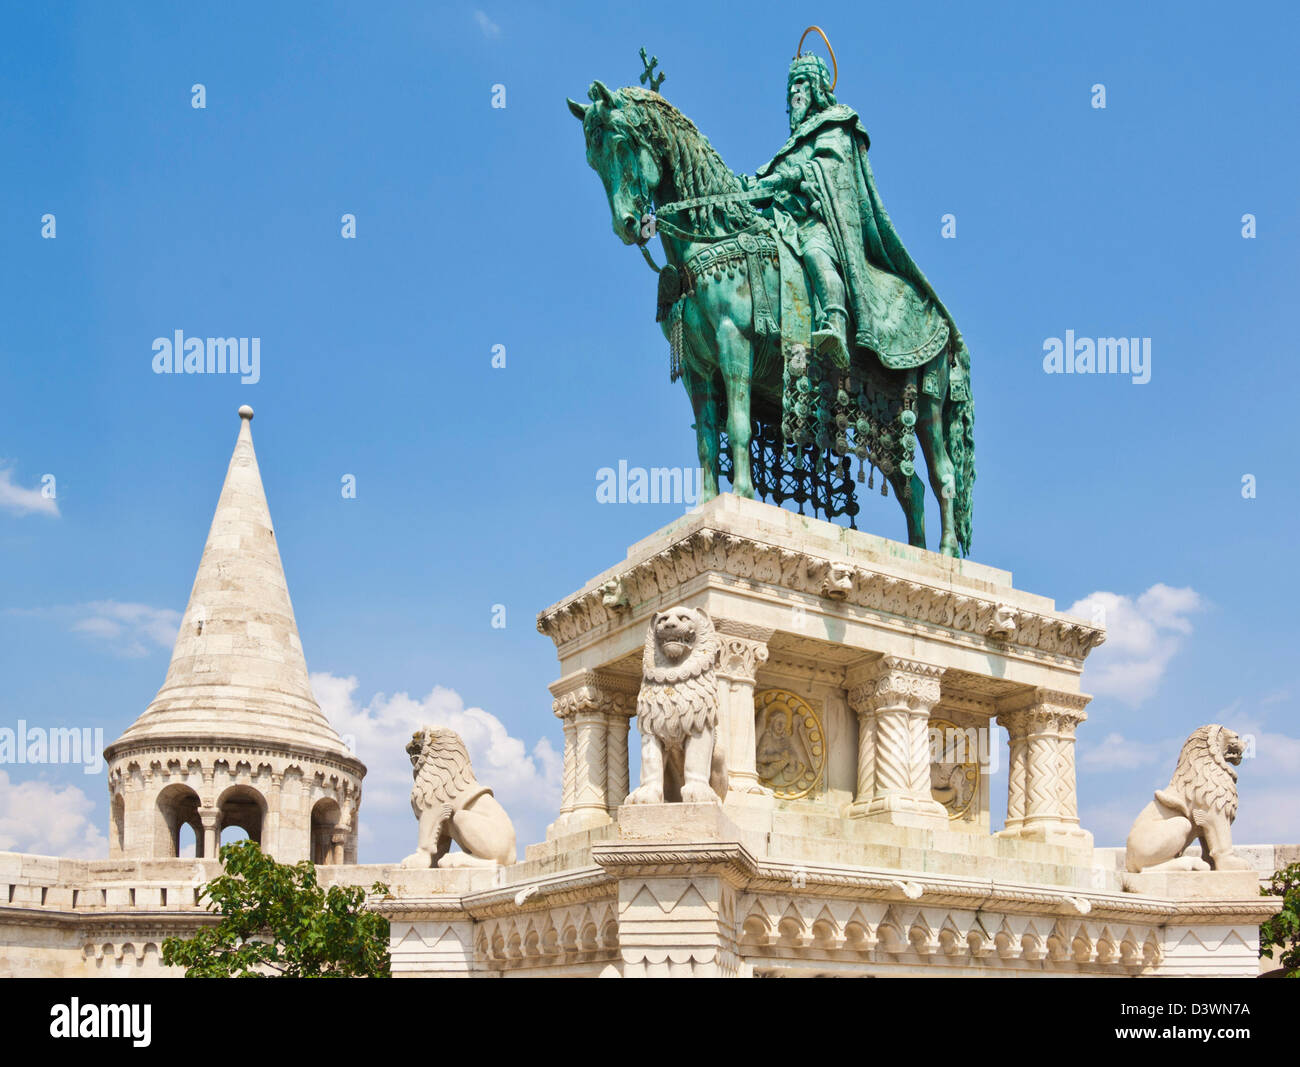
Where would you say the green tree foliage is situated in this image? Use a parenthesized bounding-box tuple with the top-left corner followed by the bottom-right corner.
(1260, 862, 1300, 977)
(161, 840, 391, 977)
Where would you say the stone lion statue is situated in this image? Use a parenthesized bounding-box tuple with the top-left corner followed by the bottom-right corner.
(626, 606, 727, 805)
(1124, 724, 1251, 873)
(400, 726, 516, 868)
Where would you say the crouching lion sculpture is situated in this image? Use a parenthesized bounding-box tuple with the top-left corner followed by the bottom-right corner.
(625, 606, 728, 805)
(400, 726, 516, 868)
(1124, 724, 1251, 873)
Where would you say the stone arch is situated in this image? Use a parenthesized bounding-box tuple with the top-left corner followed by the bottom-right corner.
(217, 784, 268, 847)
(310, 797, 342, 865)
(155, 783, 203, 858)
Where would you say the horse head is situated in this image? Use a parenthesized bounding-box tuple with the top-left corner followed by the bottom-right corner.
(568, 81, 662, 246)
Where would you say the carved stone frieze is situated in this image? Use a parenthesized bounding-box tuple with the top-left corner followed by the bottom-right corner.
(537, 528, 1105, 662)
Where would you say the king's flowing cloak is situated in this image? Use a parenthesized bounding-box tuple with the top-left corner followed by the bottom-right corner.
(756, 104, 967, 372)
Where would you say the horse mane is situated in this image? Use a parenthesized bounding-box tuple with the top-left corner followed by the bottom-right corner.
(617, 87, 756, 234)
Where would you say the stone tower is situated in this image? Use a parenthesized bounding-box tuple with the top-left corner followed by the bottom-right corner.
(104, 406, 365, 864)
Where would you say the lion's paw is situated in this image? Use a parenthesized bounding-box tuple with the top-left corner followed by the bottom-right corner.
(1212, 853, 1253, 871)
(625, 785, 664, 805)
(400, 850, 433, 869)
(679, 781, 720, 804)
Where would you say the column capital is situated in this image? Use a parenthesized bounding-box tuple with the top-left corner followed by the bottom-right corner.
(549, 670, 639, 720)
(715, 633, 770, 684)
(995, 687, 1090, 731)
(846, 656, 945, 713)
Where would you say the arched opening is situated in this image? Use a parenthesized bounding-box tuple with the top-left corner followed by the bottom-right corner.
(310, 799, 342, 865)
(154, 784, 203, 859)
(177, 822, 198, 858)
(111, 793, 126, 855)
(217, 785, 266, 851)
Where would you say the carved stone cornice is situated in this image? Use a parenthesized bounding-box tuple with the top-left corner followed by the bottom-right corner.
(762, 654, 848, 690)
(535, 527, 1106, 663)
(713, 620, 774, 643)
(549, 670, 639, 721)
(104, 736, 366, 781)
(591, 841, 759, 888)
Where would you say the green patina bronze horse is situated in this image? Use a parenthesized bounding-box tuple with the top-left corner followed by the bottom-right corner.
(568, 66, 974, 556)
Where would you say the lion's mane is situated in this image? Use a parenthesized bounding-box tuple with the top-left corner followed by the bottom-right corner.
(636, 607, 719, 743)
(1156, 724, 1240, 823)
(408, 727, 482, 814)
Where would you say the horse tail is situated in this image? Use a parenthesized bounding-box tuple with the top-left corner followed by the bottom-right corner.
(944, 340, 975, 557)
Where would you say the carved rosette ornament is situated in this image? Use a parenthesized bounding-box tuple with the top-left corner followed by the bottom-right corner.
(995, 689, 1090, 844)
(549, 670, 639, 836)
(928, 717, 979, 820)
(846, 657, 947, 826)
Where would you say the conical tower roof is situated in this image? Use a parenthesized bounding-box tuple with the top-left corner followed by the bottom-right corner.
(110, 407, 359, 765)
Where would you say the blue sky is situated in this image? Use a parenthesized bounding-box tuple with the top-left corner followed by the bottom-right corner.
(1, 1, 1296, 860)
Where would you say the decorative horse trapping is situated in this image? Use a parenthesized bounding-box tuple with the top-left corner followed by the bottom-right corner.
(569, 27, 974, 556)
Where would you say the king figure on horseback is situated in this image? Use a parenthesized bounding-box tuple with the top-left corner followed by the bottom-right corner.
(568, 28, 976, 557)
(745, 41, 966, 385)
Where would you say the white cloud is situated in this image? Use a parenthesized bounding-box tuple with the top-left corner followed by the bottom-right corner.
(1068, 584, 1204, 705)
(473, 9, 500, 38)
(0, 466, 58, 517)
(69, 601, 181, 658)
(1079, 731, 1170, 772)
(0, 770, 106, 858)
(5, 600, 181, 658)
(1079, 715, 1300, 848)
(310, 672, 559, 863)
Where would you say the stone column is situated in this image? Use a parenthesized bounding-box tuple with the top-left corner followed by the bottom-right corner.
(996, 688, 1091, 846)
(1000, 715, 1029, 836)
(197, 806, 219, 859)
(548, 671, 638, 837)
(845, 657, 947, 829)
(605, 703, 636, 810)
(263, 771, 284, 859)
(714, 625, 773, 805)
(329, 830, 347, 866)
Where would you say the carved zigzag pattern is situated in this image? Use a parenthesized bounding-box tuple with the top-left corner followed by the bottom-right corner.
(606, 719, 629, 808)
(1005, 741, 1028, 824)
(576, 717, 608, 806)
(1057, 741, 1077, 820)
(1026, 735, 1062, 818)
(561, 722, 577, 814)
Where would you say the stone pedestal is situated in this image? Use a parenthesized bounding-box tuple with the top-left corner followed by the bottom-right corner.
(537, 494, 1105, 847)
(1122, 869, 1261, 900)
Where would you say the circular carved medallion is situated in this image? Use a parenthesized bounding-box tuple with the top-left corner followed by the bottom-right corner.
(754, 689, 825, 800)
(928, 717, 979, 819)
